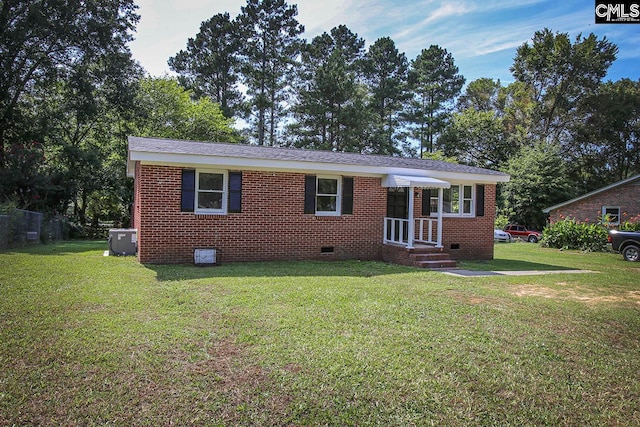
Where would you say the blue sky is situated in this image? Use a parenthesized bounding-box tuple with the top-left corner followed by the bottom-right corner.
(129, 0, 640, 85)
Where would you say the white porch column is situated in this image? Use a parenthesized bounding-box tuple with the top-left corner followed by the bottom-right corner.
(407, 186, 415, 249)
(436, 187, 444, 248)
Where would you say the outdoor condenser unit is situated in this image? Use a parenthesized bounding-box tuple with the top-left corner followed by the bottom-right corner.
(194, 248, 216, 265)
(108, 229, 137, 256)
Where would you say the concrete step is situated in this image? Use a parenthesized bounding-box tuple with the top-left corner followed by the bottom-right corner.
(410, 253, 452, 262)
(414, 259, 457, 269)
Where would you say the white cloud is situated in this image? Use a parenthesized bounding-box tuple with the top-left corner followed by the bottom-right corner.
(128, 0, 639, 81)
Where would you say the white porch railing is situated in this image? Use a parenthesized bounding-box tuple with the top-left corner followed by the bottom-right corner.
(415, 218, 438, 245)
(384, 217, 441, 247)
(384, 217, 409, 245)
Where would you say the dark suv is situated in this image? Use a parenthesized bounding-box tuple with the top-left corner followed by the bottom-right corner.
(504, 224, 542, 243)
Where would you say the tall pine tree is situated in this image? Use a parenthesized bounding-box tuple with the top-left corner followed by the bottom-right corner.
(362, 37, 408, 155)
(169, 13, 244, 119)
(289, 25, 370, 152)
(405, 46, 464, 157)
(239, 0, 304, 146)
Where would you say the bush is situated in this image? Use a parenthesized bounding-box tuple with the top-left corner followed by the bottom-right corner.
(494, 214, 510, 230)
(541, 218, 608, 252)
(619, 215, 640, 231)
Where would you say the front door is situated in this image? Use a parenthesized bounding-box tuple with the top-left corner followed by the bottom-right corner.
(387, 187, 408, 219)
(386, 187, 409, 241)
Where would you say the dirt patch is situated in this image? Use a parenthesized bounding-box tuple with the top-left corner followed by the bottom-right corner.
(513, 285, 640, 305)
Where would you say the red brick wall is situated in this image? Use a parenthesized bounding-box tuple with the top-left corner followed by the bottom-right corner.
(134, 164, 386, 264)
(548, 182, 640, 224)
(133, 163, 497, 264)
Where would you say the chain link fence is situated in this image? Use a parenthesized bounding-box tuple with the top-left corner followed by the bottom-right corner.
(1, 207, 123, 250)
(0, 209, 42, 249)
(0, 209, 69, 250)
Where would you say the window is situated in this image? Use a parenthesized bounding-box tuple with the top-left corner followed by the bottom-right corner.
(182, 170, 241, 214)
(316, 177, 340, 215)
(305, 175, 352, 215)
(462, 185, 473, 214)
(602, 206, 620, 225)
(429, 185, 474, 216)
(196, 171, 226, 214)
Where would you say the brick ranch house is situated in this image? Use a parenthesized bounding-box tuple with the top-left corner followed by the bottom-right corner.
(127, 136, 510, 267)
(543, 174, 640, 226)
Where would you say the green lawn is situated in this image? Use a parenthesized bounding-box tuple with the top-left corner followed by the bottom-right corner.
(1, 241, 639, 426)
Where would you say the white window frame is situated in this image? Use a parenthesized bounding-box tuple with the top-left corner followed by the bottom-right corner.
(430, 184, 475, 217)
(195, 170, 228, 214)
(602, 206, 620, 225)
(316, 176, 341, 216)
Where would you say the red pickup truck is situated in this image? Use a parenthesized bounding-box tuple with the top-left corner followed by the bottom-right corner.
(608, 230, 640, 262)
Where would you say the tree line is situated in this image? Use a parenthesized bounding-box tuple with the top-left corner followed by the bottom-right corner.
(1, 0, 638, 231)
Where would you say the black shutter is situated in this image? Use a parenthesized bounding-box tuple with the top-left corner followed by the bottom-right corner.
(181, 169, 195, 212)
(304, 175, 316, 214)
(476, 184, 485, 217)
(228, 171, 242, 213)
(421, 189, 430, 216)
(341, 177, 354, 215)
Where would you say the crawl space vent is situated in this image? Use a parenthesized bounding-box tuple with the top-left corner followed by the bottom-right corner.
(194, 249, 216, 265)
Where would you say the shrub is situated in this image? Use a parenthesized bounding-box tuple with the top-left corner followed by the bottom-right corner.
(494, 214, 510, 230)
(619, 215, 640, 231)
(541, 218, 608, 252)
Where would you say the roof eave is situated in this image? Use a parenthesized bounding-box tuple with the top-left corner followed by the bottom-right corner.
(543, 174, 640, 213)
(127, 149, 510, 183)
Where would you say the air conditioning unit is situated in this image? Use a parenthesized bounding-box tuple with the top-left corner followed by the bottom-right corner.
(194, 248, 216, 265)
(108, 229, 137, 256)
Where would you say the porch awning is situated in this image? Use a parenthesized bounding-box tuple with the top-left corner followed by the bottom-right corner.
(382, 174, 451, 189)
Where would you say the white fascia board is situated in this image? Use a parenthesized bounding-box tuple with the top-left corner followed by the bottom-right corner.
(127, 150, 510, 184)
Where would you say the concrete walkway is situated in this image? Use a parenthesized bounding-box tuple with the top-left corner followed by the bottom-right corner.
(441, 269, 596, 277)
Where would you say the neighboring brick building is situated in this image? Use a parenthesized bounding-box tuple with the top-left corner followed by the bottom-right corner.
(127, 137, 509, 267)
(543, 175, 640, 226)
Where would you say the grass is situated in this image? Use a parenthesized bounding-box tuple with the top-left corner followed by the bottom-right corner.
(1, 241, 639, 426)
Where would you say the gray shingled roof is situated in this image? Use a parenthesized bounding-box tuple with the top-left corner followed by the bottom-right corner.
(129, 136, 509, 177)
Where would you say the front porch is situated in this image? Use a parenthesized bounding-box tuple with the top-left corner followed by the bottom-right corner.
(381, 174, 455, 269)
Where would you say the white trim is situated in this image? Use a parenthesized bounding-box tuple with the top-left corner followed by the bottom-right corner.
(315, 175, 341, 216)
(436, 188, 443, 248)
(429, 184, 475, 218)
(195, 170, 228, 215)
(128, 149, 510, 185)
(129, 154, 509, 184)
(602, 205, 621, 225)
(407, 188, 415, 249)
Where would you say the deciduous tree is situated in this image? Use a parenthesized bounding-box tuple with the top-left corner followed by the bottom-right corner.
(132, 77, 239, 143)
(511, 28, 617, 143)
(0, 0, 139, 169)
